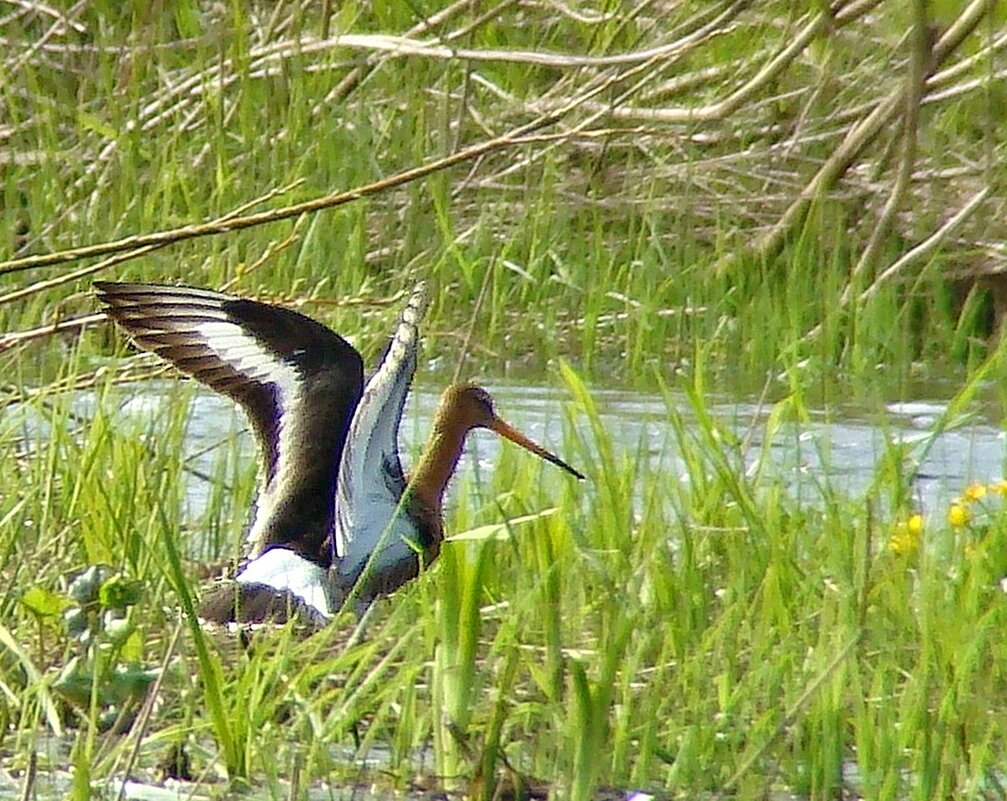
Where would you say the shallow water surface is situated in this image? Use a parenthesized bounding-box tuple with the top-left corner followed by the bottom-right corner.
(8, 380, 1003, 532)
(104, 380, 1007, 527)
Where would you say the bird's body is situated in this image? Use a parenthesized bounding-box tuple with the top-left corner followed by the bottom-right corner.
(96, 281, 583, 625)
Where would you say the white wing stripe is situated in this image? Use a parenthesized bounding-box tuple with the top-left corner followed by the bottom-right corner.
(190, 321, 305, 548)
(193, 321, 300, 389)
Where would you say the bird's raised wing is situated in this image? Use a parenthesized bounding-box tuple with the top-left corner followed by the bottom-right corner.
(95, 282, 364, 560)
(333, 282, 428, 582)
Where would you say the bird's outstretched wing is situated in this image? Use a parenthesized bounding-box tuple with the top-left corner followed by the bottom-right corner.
(333, 282, 428, 588)
(95, 282, 364, 559)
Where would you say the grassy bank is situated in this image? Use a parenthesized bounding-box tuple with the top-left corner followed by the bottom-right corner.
(5, 358, 1007, 799)
(3, 1, 1007, 799)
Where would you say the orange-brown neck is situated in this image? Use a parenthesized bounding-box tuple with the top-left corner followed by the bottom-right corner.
(407, 417, 471, 516)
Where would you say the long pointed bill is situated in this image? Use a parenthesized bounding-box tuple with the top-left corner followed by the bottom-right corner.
(488, 418, 585, 480)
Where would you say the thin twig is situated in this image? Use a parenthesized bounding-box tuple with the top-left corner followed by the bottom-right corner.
(0, 243, 169, 306)
(0, 115, 562, 276)
(861, 186, 991, 303)
(452, 261, 495, 384)
(111, 623, 183, 801)
(0, 313, 105, 353)
(719, 0, 996, 273)
(841, 0, 931, 301)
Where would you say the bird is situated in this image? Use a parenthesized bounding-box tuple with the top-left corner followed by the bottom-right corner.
(95, 281, 584, 626)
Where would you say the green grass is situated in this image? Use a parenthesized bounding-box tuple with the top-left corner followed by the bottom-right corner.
(5, 337, 1007, 798)
(3, 1, 1007, 798)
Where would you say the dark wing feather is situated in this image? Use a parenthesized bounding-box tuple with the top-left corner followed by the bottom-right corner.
(199, 546, 335, 626)
(95, 282, 364, 560)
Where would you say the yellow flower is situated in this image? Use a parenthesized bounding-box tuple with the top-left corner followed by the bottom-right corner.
(948, 503, 970, 528)
(889, 530, 917, 556)
(991, 479, 1007, 496)
(964, 484, 988, 502)
(889, 514, 923, 555)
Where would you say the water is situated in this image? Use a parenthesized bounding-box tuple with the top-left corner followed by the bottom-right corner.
(7, 380, 1004, 542)
(96, 381, 1007, 524)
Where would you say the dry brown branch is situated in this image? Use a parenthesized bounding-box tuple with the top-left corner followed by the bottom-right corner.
(295, 28, 716, 69)
(0, 180, 307, 341)
(7, 0, 86, 73)
(0, 243, 169, 305)
(0, 313, 104, 353)
(717, 0, 997, 273)
(1, 361, 174, 408)
(861, 186, 992, 303)
(925, 66, 1007, 106)
(3, 0, 1003, 365)
(0, 2, 742, 268)
(0, 115, 560, 276)
(448, 4, 746, 199)
(1, 0, 85, 34)
(841, 0, 930, 301)
(0, 179, 306, 304)
(558, 2, 863, 126)
(321, 0, 481, 106)
(1, 27, 698, 280)
(116, 0, 744, 143)
(833, 0, 886, 23)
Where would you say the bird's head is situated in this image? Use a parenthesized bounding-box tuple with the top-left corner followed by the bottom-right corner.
(441, 383, 585, 480)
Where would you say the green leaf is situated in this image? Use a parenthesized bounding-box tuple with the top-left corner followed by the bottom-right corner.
(19, 586, 71, 618)
(99, 575, 143, 610)
(53, 656, 92, 706)
(445, 508, 557, 542)
(55, 658, 159, 706)
(77, 112, 117, 141)
(119, 629, 144, 662)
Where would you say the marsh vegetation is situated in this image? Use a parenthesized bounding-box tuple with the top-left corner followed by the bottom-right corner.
(2, 1, 1007, 799)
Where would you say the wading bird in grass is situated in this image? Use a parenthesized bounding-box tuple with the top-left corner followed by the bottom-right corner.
(95, 281, 584, 626)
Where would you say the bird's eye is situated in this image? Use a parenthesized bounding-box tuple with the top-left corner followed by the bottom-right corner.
(471, 387, 495, 415)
